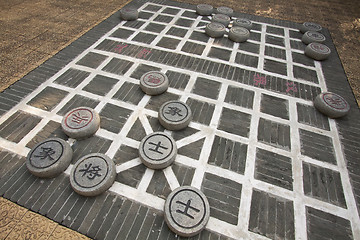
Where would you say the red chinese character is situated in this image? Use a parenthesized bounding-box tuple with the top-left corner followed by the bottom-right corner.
(71, 112, 90, 125)
(286, 81, 298, 93)
(326, 96, 343, 106)
(253, 74, 266, 86)
(136, 48, 151, 59)
(147, 75, 161, 84)
(114, 44, 128, 54)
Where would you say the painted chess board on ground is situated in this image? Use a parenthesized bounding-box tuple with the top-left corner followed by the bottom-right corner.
(0, 0, 359, 239)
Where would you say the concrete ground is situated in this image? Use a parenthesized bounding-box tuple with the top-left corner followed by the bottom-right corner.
(0, 0, 359, 239)
(1, 0, 359, 105)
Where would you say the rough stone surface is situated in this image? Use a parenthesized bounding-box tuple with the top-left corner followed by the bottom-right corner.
(302, 31, 326, 45)
(233, 18, 253, 30)
(158, 100, 192, 131)
(216, 6, 234, 17)
(120, 7, 139, 21)
(70, 153, 116, 197)
(26, 138, 72, 178)
(212, 14, 231, 27)
(164, 186, 210, 237)
(140, 71, 169, 95)
(196, 4, 213, 16)
(205, 22, 226, 38)
(300, 22, 322, 33)
(139, 132, 177, 169)
(61, 107, 100, 139)
(305, 42, 331, 61)
(314, 92, 350, 118)
(228, 27, 250, 43)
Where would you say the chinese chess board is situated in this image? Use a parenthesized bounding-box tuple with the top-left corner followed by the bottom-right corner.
(0, 0, 359, 239)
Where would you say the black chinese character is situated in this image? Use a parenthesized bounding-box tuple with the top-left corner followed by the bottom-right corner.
(79, 163, 102, 180)
(148, 141, 168, 154)
(176, 199, 200, 219)
(165, 106, 183, 117)
(34, 147, 56, 161)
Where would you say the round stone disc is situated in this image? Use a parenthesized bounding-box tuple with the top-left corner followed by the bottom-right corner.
(216, 6, 234, 17)
(70, 153, 116, 197)
(164, 186, 210, 237)
(26, 138, 73, 178)
(314, 92, 350, 118)
(140, 71, 169, 95)
(139, 132, 177, 169)
(61, 107, 100, 139)
(300, 22, 322, 33)
(233, 18, 252, 30)
(120, 7, 139, 21)
(228, 26, 250, 43)
(196, 4, 213, 16)
(205, 22, 226, 38)
(159, 101, 192, 131)
(302, 31, 326, 44)
(212, 14, 231, 27)
(305, 42, 331, 61)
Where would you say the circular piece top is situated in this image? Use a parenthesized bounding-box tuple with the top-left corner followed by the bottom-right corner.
(159, 101, 192, 130)
(228, 26, 250, 42)
(70, 153, 116, 196)
(233, 18, 252, 29)
(212, 14, 231, 25)
(300, 22, 322, 33)
(216, 6, 234, 16)
(139, 132, 177, 169)
(304, 31, 326, 41)
(164, 186, 210, 237)
(308, 42, 331, 54)
(26, 138, 73, 178)
(61, 107, 100, 139)
(160, 101, 190, 123)
(196, 4, 213, 15)
(141, 71, 166, 87)
(140, 71, 169, 95)
(29, 140, 63, 169)
(207, 22, 226, 31)
(64, 108, 94, 130)
(322, 92, 349, 110)
(230, 26, 250, 35)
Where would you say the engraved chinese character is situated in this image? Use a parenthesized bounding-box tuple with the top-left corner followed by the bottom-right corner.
(175, 199, 200, 219)
(34, 147, 56, 161)
(71, 112, 90, 125)
(286, 81, 298, 93)
(165, 106, 183, 117)
(114, 44, 128, 54)
(148, 141, 168, 154)
(253, 74, 267, 86)
(79, 163, 102, 180)
(136, 48, 151, 59)
(309, 32, 319, 38)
